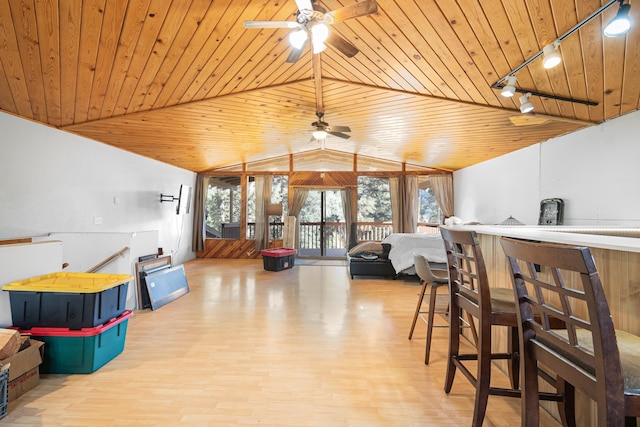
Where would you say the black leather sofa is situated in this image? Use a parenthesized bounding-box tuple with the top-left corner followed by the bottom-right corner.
(347, 242, 396, 279)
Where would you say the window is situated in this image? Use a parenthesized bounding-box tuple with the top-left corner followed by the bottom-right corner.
(418, 178, 443, 225)
(205, 176, 241, 239)
(357, 176, 392, 241)
(246, 175, 289, 240)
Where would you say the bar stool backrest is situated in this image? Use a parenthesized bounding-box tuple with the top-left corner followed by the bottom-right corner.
(439, 227, 490, 322)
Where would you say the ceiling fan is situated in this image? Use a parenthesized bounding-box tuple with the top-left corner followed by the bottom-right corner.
(244, 0, 377, 63)
(310, 112, 351, 142)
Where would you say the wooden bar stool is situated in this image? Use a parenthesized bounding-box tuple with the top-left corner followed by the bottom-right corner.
(500, 237, 640, 427)
(439, 226, 523, 426)
(408, 254, 449, 365)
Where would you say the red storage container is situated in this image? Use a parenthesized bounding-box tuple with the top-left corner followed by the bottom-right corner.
(260, 248, 297, 271)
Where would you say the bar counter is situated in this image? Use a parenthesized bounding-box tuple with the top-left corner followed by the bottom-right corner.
(448, 225, 640, 427)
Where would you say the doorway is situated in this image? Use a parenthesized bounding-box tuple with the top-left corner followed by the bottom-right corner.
(297, 190, 346, 258)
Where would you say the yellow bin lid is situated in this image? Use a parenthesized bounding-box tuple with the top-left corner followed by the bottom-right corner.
(2, 272, 134, 293)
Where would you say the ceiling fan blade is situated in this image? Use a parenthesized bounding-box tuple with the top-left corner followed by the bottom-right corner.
(295, 0, 314, 16)
(326, 32, 359, 57)
(327, 0, 378, 23)
(329, 131, 351, 139)
(244, 20, 301, 29)
(286, 38, 308, 63)
(330, 125, 351, 132)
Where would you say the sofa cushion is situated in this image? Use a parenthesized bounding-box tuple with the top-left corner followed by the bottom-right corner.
(348, 241, 384, 256)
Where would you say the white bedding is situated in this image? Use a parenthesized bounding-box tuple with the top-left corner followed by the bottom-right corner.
(382, 233, 447, 274)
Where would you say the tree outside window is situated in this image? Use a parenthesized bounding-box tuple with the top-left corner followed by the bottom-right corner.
(206, 177, 241, 239)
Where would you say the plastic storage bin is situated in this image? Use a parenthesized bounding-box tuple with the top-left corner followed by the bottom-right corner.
(260, 248, 297, 271)
(18, 310, 132, 374)
(3, 272, 132, 329)
(0, 366, 7, 420)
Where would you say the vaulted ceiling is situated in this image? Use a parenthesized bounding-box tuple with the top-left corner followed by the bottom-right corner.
(0, 0, 638, 172)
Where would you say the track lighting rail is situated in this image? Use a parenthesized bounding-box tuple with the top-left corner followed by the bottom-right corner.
(492, 0, 628, 108)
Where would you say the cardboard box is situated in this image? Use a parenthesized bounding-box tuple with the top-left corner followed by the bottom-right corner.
(1, 339, 44, 401)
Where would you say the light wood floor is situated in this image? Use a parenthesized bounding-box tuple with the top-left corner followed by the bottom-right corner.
(4, 259, 562, 426)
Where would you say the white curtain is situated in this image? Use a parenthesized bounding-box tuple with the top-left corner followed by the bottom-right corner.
(289, 188, 309, 249)
(340, 188, 356, 249)
(404, 175, 418, 232)
(428, 174, 454, 219)
(254, 176, 272, 251)
(389, 177, 402, 233)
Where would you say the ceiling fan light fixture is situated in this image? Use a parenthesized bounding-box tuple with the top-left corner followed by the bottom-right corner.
(289, 29, 308, 50)
(310, 22, 329, 54)
(519, 93, 534, 113)
(501, 76, 518, 97)
(542, 41, 562, 69)
(313, 130, 328, 139)
(604, 1, 632, 37)
(312, 40, 327, 54)
(311, 22, 329, 43)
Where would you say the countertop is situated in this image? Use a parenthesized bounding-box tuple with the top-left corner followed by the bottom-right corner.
(449, 225, 640, 253)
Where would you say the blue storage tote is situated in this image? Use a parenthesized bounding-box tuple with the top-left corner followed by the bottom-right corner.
(18, 310, 132, 374)
(3, 272, 132, 329)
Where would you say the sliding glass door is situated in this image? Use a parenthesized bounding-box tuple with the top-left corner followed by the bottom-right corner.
(298, 190, 346, 257)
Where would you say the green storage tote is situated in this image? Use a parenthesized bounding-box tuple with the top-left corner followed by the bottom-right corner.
(17, 310, 132, 374)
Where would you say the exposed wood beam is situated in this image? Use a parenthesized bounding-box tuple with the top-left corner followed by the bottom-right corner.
(313, 53, 323, 113)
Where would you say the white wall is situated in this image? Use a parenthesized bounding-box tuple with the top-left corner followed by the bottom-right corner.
(0, 111, 196, 265)
(454, 109, 640, 226)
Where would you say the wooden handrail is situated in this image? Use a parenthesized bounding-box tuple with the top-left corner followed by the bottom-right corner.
(86, 247, 129, 273)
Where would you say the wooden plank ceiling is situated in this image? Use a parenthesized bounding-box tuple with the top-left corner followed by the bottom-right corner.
(0, 0, 638, 172)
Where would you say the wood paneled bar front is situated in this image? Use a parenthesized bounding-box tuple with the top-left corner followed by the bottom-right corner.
(451, 225, 640, 427)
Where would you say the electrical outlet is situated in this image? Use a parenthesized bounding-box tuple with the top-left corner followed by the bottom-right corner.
(94, 217, 103, 225)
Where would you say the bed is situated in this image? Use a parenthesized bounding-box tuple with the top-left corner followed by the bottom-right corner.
(348, 232, 446, 279)
(382, 233, 447, 275)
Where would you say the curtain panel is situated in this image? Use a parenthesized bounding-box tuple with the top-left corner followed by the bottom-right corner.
(191, 174, 207, 252)
(428, 174, 454, 219)
(289, 188, 309, 249)
(404, 175, 418, 233)
(389, 176, 402, 233)
(254, 176, 273, 251)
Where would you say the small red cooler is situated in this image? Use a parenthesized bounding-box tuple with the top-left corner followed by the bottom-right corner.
(260, 248, 297, 271)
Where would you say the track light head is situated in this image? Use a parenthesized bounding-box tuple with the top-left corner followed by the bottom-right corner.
(604, 1, 632, 37)
(501, 76, 518, 97)
(519, 93, 534, 113)
(542, 42, 562, 69)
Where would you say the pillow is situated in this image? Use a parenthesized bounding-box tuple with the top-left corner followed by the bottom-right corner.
(378, 243, 392, 259)
(348, 241, 384, 256)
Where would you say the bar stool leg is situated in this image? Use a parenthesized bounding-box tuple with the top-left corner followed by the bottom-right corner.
(408, 279, 428, 340)
(508, 326, 519, 389)
(556, 378, 576, 427)
(444, 306, 461, 393)
(425, 284, 440, 364)
(472, 324, 492, 427)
